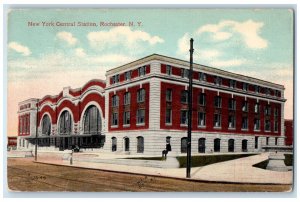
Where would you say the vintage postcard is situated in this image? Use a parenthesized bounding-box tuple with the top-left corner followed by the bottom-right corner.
(6, 8, 294, 193)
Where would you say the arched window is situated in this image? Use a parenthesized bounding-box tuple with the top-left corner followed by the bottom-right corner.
(198, 138, 206, 153)
(242, 140, 248, 152)
(83, 105, 101, 134)
(228, 139, 235, 152)
(112, 137, 117, 152)
(137, 136, 144, 153)
(42, 114, 51, 136)
(59, 110, 72, 135)
(124, 137, 130, 152)
(214, 138, 221, 152)
(166, 136, 172, 151)
(181, 137, 187, 153)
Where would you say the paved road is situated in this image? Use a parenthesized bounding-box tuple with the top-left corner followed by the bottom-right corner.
(7, 158, 291, 192)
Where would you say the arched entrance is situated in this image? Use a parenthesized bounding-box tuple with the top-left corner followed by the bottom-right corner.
(214, 138, 221, 152)
(181, 137, 187, 153)
(124, 137, 130, 152)
(198, 138, 206, 153)
(242, 139, 248, 152)
(58, 110, 72, 150)
(137, 136, 144, 153)
(228, 139, 235, 152)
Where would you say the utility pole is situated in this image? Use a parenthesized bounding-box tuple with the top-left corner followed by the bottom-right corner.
(186, 38, 194, 178)
(35, 102, 38, 161)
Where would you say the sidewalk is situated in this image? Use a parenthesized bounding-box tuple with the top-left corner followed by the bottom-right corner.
(33, 152, 293, 185)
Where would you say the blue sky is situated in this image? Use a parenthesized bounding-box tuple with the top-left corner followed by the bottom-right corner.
(7, 9, 294, 135)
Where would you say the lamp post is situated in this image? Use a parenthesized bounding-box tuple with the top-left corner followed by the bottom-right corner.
(186, 38, 194, 178)
(35, 102, 38, 161)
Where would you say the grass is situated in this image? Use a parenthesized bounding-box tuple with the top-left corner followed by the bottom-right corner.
(176, 154, 256, 168)
(253, 154, 293, 169)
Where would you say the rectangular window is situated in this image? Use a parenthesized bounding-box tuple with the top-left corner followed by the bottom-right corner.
(125, 71, 131, 81)
(275, 137, 278, 145)
(181, 90, 188, 103)
(266, 137, 269, 145)
(274, 107, 279, 117)
(112, 113, 118, 126)
(124, 92, 131, 105)
(123, 111, 130, 125)
(137, 109, 145, 124)
(180, 110, 188, 125)
(199, 93, 206, 106)
(214, 76, 222, 86)
(214, 113, 221, 127)
(228, 99, 236, 110)
(199, 72, 207, 81)
(229, 79, 236, 88)
(255, 136, 258, 149)
(198, 112, 206, 126)
(254, 103, 260, 113)
(228, 115, 236, 128)
(243, 83, 249, 91)
(254, 118, 260, 130)
(166, 108, 172, 124)
(166, 89, 172, 102)
(137, 89, 145, 103)
(181, 69, 189, 79)
(266, 88, 271, 96)
(255, 85, 260, 93)
(265, 120, 271, 131)
(274, 120, 279, 132)
(112, 74, 120, 84)
(265, 105, 271, 116)
(138, 66, 146, 76)
(214, 96, 222, 108)
(112, 95, 119, 107)
(166, 65, 172, 75)
(242, 101, 248, 112)
(242, 117, 248, 129)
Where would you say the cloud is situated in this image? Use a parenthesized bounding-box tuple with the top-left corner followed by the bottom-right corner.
(8, 42, 31, 56)
(196, 20, 268, 49)
(75, 48, 86, 57)
(56, 31, 78, 45)
(209, 59, 247, 67)
(87, 27, 164, 50)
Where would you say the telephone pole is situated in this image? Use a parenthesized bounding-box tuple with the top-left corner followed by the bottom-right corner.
(186, 38, 194, 178)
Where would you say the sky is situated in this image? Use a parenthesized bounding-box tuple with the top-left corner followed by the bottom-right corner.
(7, 8, 294, 136)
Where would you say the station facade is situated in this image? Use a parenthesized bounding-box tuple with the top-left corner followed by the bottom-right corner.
(17, 54, 286, 155)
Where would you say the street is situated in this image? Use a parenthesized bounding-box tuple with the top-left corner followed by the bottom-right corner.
(7, 158, 291, 192)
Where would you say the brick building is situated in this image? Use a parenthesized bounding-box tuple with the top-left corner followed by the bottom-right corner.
(284, 119, 293, 146)
(17, 54, 286, 155)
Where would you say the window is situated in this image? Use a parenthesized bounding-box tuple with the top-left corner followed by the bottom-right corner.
(137, 136, 144, 153)
(199, 72, 207, 81)
(166, 65, 172, 75)
(198, 112, 206, 127)
(242, 140, 248, 152)
(214, 96, 222, 108)
(255, 85, 260, 93)
(124, 137, 130, 151)
(112, 74, 120, 84)
(112, 95, 119, 107)
(112, 112, 118, 126)
(254, 118, 260, 130)
(199, 93, 206, 106)
(112, 137, 117, 152)
(181, 69, 189, 79)
(242, 101, 248, 112)
(228, 139, 234, 152)
(242, 117, 248, 129)
(255, 136, 258, 149)
(137, 109, 145, 124)
(275, 90, 280, 97)
(42, 115, 51, 136)
(123, 111, 130, 125)
(181, 90, 189, 103)
(265, 120, 271, 131)
(125, 71, 131, 81)
(165, 108, 172, 124)
(275, 137, 278, 145)
(137, 89, 145, 103)
(229, 80, 236, 88)
(228, 115, 236, 128)
(228, 99, 236, 110)
(166, 89, 172, 102)
(265, 105, 271, 116)
(254, 103, 260, 113)
(214, 138, 221, 152)
(59, 111, 72, 135)
(124, 92, 131, 105)
(181, 137, 187, 153)
(266, 137, 269, 145)
(83, 105, 101, 134)
(274, 107, 279, 117)
(243, 83, 249, 91)
(138, 66, 146, 76)
(214, 76, 222, 86)
(266, 88, 271, 96)
(198, 138, 206, 153)
(214, 113, 221, 127)
(181, 110, 188, 125)
(274, 120, 279, 132)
